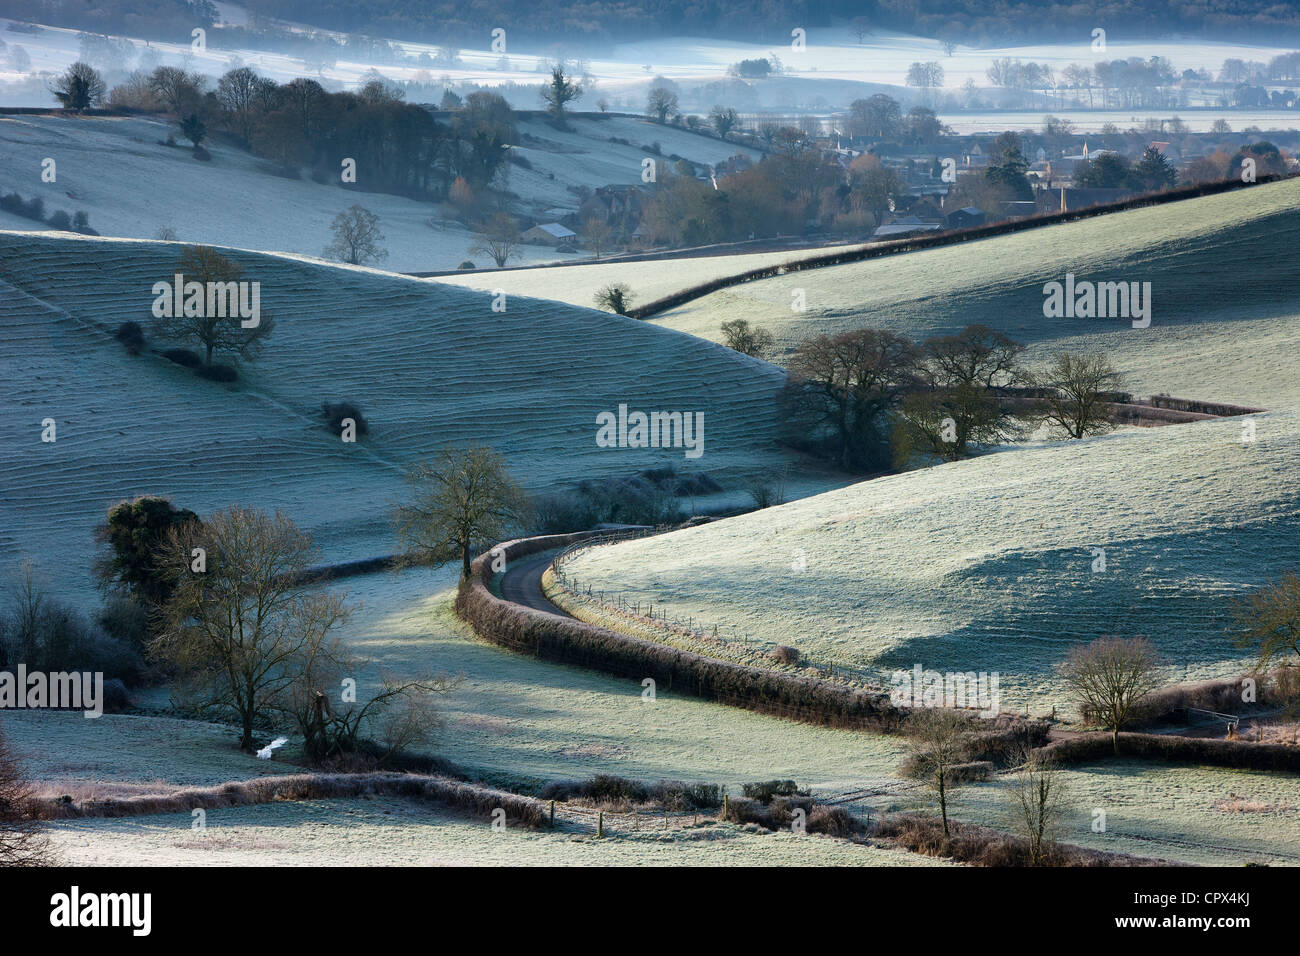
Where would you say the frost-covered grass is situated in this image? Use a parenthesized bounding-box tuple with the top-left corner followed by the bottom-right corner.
(0, 230, 835, 597)
(437, 242, 854, 311)
(44, 796, 946, 866)
(924, 760, 1300, 867)
(0, 114, 553, 273)
(565, 414, 1300, 713)
(329, 565, 909, 791)
(652, 178, 1300, 381)
(565, 181, 1300, 715)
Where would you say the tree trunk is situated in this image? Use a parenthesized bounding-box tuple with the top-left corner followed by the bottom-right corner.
(461, 539, 472, 579)
(1112, 725, 1120, 755)
(240, 712, 255, 752)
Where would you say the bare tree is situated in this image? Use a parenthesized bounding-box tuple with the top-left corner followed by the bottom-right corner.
(895, 325, 1025, 463)
(469, 213, 521, 268)
(646, 84, 678, 123)
(721, 318, 775, 358)
(1235, 571, 1300, 672)
(582, 216, 613, 259)
(0, 721, 53, 866)
(394, 445, 530, 579)
(152, 507, 351, 752)
(1004, 748, 1069, 865)
(906, 708, 971, 837)
(325, 204, 388, 266)
(709, 105, 739, 139)
(1059, 636, 1161, 753)
(784, 328, 921, 471)
(276, 629, 460, 766)
(147, 66, 204, 115)
(154, 245, 273, 366)
(1035, 352, 1123, 439)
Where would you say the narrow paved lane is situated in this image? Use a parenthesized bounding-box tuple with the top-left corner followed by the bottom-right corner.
(497, 548, 571, 617)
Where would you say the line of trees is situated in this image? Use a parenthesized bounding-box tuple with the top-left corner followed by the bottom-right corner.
(776, 323, 1121, 473)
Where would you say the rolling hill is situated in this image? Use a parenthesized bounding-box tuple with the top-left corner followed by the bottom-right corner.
(0, 229, 825, 597)
(561, 179, 1300, 715)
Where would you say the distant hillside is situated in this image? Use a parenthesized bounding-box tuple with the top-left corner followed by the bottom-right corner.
(651, 177, 1300, 403)
(0, 230, 817, 595)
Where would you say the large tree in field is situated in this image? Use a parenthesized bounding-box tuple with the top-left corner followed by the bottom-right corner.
(155, 245, 274, 366)
(324, 204, 388, 266)
(51, 61, 105, 111)
(646, 84, 678, 123)
(783, 328, 921, 471)
(540, 65, 582, 121)
(1059, 636, 1161, 754)
(1035, 351, 1123, 439)
(153, 507, 351, 752)
(394, 445, 530, 579)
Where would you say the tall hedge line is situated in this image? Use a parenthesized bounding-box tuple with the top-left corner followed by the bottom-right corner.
(455, 534, 903, 731)
(1042, 731, 1300, 772)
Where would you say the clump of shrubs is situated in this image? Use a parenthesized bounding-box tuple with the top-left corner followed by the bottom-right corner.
(195, 363, 237, 382)
(770, 645, 800, 666)
(0, 191, 44, 221)
(115, 321, 145, 355)
(539, 774, 722, 810)
(321, 401, 370, 438)
(0, 192, 96, 233)
(0, 567, 143, 688)
(457, 260, 477, 270)
(161, 348, 202, 368)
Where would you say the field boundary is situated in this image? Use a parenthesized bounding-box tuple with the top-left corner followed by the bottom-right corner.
(624, 174, 1292, 319)
(455, 532, 903, 731)
(1043, 730, 1300, 772)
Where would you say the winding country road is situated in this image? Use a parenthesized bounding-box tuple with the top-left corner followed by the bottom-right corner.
(496, 548, 571, 617)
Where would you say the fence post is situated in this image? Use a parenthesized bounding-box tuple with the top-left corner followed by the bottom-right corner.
(549, 800, 555, 827)
(596, 810, 604, 838)
(721, 794, 729, 822)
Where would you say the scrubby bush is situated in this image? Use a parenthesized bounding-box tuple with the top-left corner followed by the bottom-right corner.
(321, 401, 370, 438)
(161, 347, 202, 368)
(771, 645, 800, 665)
(195, 363, 238, 382)
(539, 775, 722, 810)
(114, 321, 145, 355)
(46, 209, 72, 230)
(533, 474, 682, 534)
(96, 596, 149, 655)
(741, 779, 804, 802)
(71, 211, 96, 235)
(0, 563, 143, 684)
(457, 260, 477, 270)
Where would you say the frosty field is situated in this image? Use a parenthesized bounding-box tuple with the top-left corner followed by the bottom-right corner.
(651, 177, 1300, 377)
(563, 179, 1300, 717)
(0, 230, 829, 597)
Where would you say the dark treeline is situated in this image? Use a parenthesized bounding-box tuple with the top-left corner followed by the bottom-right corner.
(16, 0, 1300, 47)
(110, 65, 514, 201)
